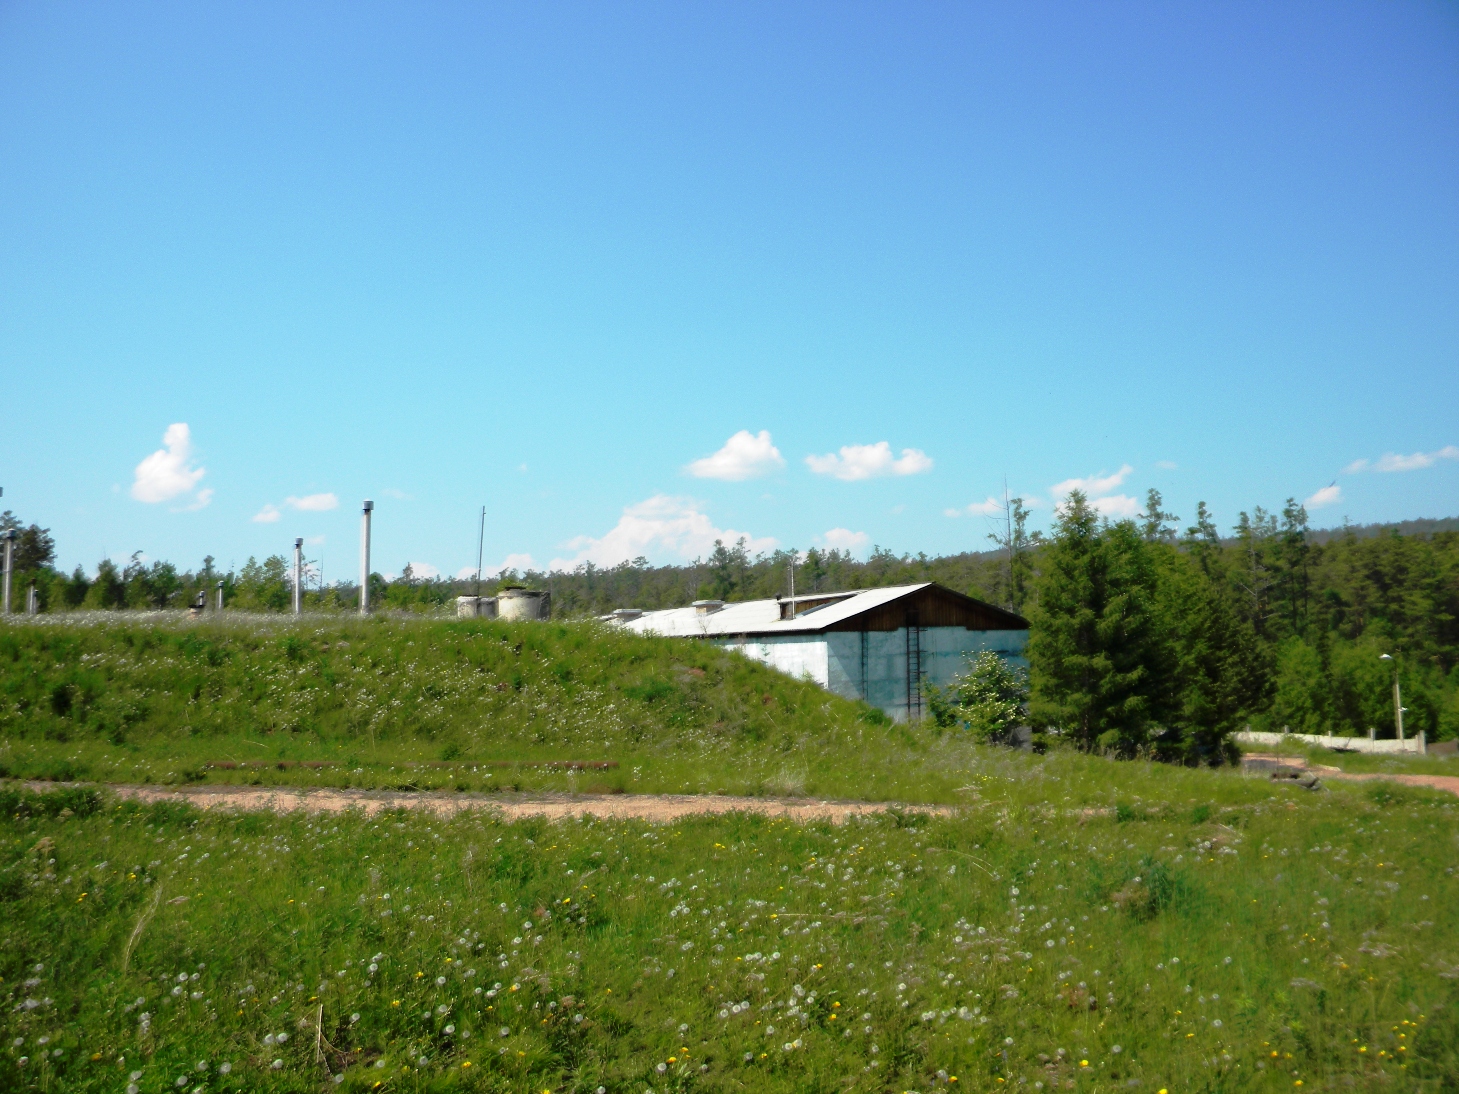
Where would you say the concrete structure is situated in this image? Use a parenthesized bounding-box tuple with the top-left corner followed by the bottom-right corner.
(293, 538, 303, 615)
(498, 588, 548, 621)
(1235, 729, 1431, 756)
(456, 595, 499, 619)
(359, 500, 373, 614)
(605, 582, 1028, 722)
(0, 529, 13, 614)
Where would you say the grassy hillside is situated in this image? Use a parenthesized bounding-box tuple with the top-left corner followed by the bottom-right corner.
(2, 614, 982, 802)
(2, 770, 1456, 1092)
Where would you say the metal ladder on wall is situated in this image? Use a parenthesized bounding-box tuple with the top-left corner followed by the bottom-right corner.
(905, 608, 923, 722)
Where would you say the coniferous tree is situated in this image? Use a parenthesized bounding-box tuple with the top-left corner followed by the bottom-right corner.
(1027, 492, 1169, 754)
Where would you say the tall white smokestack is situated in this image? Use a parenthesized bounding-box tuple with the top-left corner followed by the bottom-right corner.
(1, 530, 14, 614)
(293, 538, 304, 615)
(360, 500, 374, 614)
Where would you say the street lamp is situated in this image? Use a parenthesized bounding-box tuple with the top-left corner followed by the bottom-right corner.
(1378, 654, 1406, 742)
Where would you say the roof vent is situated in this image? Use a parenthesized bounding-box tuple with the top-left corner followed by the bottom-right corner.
(692, 599, 726, 616)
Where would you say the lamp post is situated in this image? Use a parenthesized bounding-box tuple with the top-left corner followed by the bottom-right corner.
(1378, 653, 1405, 742)
(1, 528, 15, 614)
(360, 500, 374, 614)
(293, 538, 303, 616)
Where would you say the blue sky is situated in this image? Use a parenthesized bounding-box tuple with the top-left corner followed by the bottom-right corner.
(2, 2, 1456, 581)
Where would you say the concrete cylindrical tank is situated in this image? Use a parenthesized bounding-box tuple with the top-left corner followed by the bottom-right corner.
(456, 596, 479, 618)
(497, 588, 547, 621)
(479, 597, 499, 619)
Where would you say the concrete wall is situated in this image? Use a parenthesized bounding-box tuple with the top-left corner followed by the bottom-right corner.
(1235, 729, 1429, 756)
(715, 626, 1028, 722)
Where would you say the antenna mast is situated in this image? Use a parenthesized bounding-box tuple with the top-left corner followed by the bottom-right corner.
(474, 505, 486, 598)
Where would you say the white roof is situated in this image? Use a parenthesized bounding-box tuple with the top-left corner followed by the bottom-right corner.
(606, 583, 935, 638)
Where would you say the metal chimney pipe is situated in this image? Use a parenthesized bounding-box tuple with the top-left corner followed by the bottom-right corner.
(293, 538, 304, 615)
(1, 530, 14, 614)
(360, 500, 374, 614)
(216, 580, 224, 612)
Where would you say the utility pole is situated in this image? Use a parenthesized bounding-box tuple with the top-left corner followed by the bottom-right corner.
(1, 529, 14, 614)
(788, 549, 796, 600)
(475, 505, 486, 599)
(216, 580, 224, 612)
(359, 500, 374, 614)
(1379, 653, 1405, 741)
(293, 538, 303, 615)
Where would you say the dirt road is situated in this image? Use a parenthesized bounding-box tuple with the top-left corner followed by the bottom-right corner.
(40, 782, 953, 823)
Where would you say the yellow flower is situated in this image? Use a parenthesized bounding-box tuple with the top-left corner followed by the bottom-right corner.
(1080, 1060, 1089, 1067)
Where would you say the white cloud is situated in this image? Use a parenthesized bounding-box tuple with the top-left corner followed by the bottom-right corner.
(405, 561, 440, 580)
(304, 535, 326, 545)
(252, 504, 281, 523)
(1374, 445, 1459, 473)
(946, 496, 1004, 518)
(1343, 445, 1458, 474)
(1092, 494, 1140, 518)
(550, 494, 776, 570)
(493, 553, 538, 575)
(285, 493, 339, 512)
(1305, 483, 1342, 509)
(381, 488, 411, 500)
(805, 441, 934, 481)
(1155, 460, 1178, 470)
(131, 423, 207, 504)
(174, 487, 214, 512)
(685, 430, 785, 481)
(1051, 464, 1134, 499)
(820, 528, 869, 552)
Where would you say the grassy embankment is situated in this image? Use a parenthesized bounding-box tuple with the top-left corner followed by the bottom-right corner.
(2, 613, 946, 801)
(2, 771, 1456, 1093)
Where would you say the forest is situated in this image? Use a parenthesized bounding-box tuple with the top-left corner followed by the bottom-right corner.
(3, 499, 1456, 744)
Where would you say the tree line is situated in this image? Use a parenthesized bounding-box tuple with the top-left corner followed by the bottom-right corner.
(4, 495, 1455, 745)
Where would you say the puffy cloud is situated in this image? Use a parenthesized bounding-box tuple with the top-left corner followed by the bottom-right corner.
(1092, 494, 1140, 519)
(819, 528, 869, 552)
(405, 562, 440, 580)
(685, 430, 785, 481)
(1305, 484, 1342, 509)
(1155, 460, 1178, 470)
(131, 423, 207, 505)
(1344, 445, 1457, 474)
(1374, 445, 1459, 473)
(495, 553, 538, 574)
(252, 504, 281, 523)
(945, 496, 1004, 518)
(550, 495, 775, 570)
(461, 554, 539, 580)
(175, 488, 214, 512)
(805, 441, 934, 481)
(286, 493, 339, 511)
(1051, 464, 1133, 498)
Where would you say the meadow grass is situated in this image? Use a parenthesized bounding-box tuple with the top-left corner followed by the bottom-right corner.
(2, 768, 1457, 1093)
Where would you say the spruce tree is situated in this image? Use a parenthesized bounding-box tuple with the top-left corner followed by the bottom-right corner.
(1027, 492, 1168, 754)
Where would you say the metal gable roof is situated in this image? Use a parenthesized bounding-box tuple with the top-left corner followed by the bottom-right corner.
(606, 582, 957, 638)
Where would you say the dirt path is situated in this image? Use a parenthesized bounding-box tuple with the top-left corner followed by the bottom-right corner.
(36, 782, 952, 823)
(1241, 753, 1459, 797)
(1320, 771, 1459, 796)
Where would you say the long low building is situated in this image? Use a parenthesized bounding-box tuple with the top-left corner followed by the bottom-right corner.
(604, 582, 1029, 722)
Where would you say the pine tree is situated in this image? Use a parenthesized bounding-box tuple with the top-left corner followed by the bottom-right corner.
(1027, 492, 1168, 754)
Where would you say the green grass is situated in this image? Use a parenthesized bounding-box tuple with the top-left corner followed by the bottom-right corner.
(1235, 738, 1459, 779)
(4, 616, 1459, 1091)
(2, 774, 1456, 1092)
(0, 613, 941, 801)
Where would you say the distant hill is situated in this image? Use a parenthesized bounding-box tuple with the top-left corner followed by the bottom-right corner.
(1302, 516, 1459, 546)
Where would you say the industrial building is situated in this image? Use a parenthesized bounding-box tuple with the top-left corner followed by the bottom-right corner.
(604, 582, 1029, 722)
